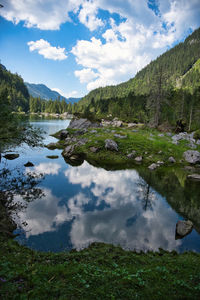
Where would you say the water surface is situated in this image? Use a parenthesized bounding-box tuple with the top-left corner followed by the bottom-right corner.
(2, 118, 200, 253)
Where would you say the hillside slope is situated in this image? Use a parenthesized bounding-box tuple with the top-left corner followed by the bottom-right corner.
(0, 64, 29, 112)
(75, 28, 200, 130)
(79, 27, 200, 106)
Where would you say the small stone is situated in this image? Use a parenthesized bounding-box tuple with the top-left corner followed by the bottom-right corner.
(135, 156, 142, 162)
(24, 161, 34, 167)
(105, 139, 118, 152)
(183, 150, 200, 164)
(158, 133, 164, 137)
(158, 150, 162, 154)
(90, 147, 99, 153)
(148, 163, 158, 170)
(187, 174, 200, 180)
(59, 130, 69, 140)
(4, 153, 19, 160)
(90, 130, 97, 134)
(176, 220, 193, 239)
(157, 161, 164, 165)
(46, 143, 57, 150)
(168, 156, 176, 163)
(127, 151, 136, 159)
(114, 134, 127, 139)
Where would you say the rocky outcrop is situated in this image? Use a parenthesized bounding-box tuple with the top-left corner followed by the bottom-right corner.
(105, 139, 118, 151)
(59, 130, 69, 140)
(148, 163, 158, 170)
(46, 143, 58, 150)
(101, 119, 123, 127)
(68, 118, 100, 130)
(183, 150, 200, 164)
(62, 145, 76, 158)
(175, 220, 193, 239)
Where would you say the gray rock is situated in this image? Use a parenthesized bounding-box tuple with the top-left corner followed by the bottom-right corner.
(62, 145, 76, 158)
(158, 133, 164, 137)
(59, 130, 69, 140)
(135, 156, 142, 162)
(90, 130, 97, 134)
(68, 118, 100, 130)
(157, 161, 164, 165)
(46, 143, 57, 150)
(187, 174, 200, 180)
(90, 147, 99, 153)
(183, 150, 200, 164)
(127, 151, 136, 159)
(105, 139, 118, 151)
(114, 134, 127, 139)
(196, 139, 200, 145)
(128, 123, 137, 128)
(148, 163, 158, 170)
(168, 156, 176, 163)
(76, 138, 88, 146)
(176, 220, 193, 238)
(4, 153, 19, 160)
(74, 129, 88, 136)
(187, 143, 197, 149)
(166, 132, 172, 137)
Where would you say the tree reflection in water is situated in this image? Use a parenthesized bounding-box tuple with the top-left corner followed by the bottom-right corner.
(0, 162, 44, 236)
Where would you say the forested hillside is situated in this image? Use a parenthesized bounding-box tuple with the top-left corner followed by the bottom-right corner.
(75, 28, 200, 130)
(0, 64, 29, 112)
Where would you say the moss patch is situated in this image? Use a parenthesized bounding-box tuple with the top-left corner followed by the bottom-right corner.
(1, 237, 200, 299)
(54, 127, 200, 169)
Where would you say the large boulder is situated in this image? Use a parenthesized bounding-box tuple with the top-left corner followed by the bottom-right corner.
(105, 139, 118, 151)
(183, 150, 200, 164)
(68, 118, 100, 130)
(59, 130, 69, 140)
(175, 220, 193, 239)
(62, 145, 76, 158)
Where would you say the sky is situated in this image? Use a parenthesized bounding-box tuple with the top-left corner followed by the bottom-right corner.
(0, 0, 200, 99)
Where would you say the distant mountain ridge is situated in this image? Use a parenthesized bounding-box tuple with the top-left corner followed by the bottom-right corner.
(25, 82, 81, 104)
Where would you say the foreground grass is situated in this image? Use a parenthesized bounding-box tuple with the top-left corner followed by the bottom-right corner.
(53, 126, 200, 169)
(1, 237, 200, 299)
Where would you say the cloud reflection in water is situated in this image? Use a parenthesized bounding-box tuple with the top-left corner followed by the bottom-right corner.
(17, 161, 182, 251)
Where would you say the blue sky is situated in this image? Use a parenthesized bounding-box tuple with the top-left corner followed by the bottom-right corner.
(0, 0, 200, 99)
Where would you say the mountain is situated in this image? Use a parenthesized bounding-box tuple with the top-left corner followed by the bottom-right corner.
(74, 28, 200, 130)
(25, 82, 81, 103)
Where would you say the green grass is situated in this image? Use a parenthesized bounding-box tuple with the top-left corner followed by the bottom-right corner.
(54, 126, 200, 169)
(1, 236, 200, 299)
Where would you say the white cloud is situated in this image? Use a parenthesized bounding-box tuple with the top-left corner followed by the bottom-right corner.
(1, 0, 200, 91)
(78, 0, 104, 31)
(0, 0, 82, 30)
(27, 162, 61, 175)
(65, 90, 79, 98)
(74, 68, 99, 83)
(71, 0, 200, 90)
(27, 39, 67, 61)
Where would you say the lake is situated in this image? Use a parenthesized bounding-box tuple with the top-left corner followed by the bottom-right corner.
(2, 118, 200, 253)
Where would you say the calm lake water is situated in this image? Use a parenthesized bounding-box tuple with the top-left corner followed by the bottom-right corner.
(2, 118, 200, 252)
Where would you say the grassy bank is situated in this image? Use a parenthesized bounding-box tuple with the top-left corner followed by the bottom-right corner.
(52, 126, 200, 169)
(1, 236, 200, 299)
